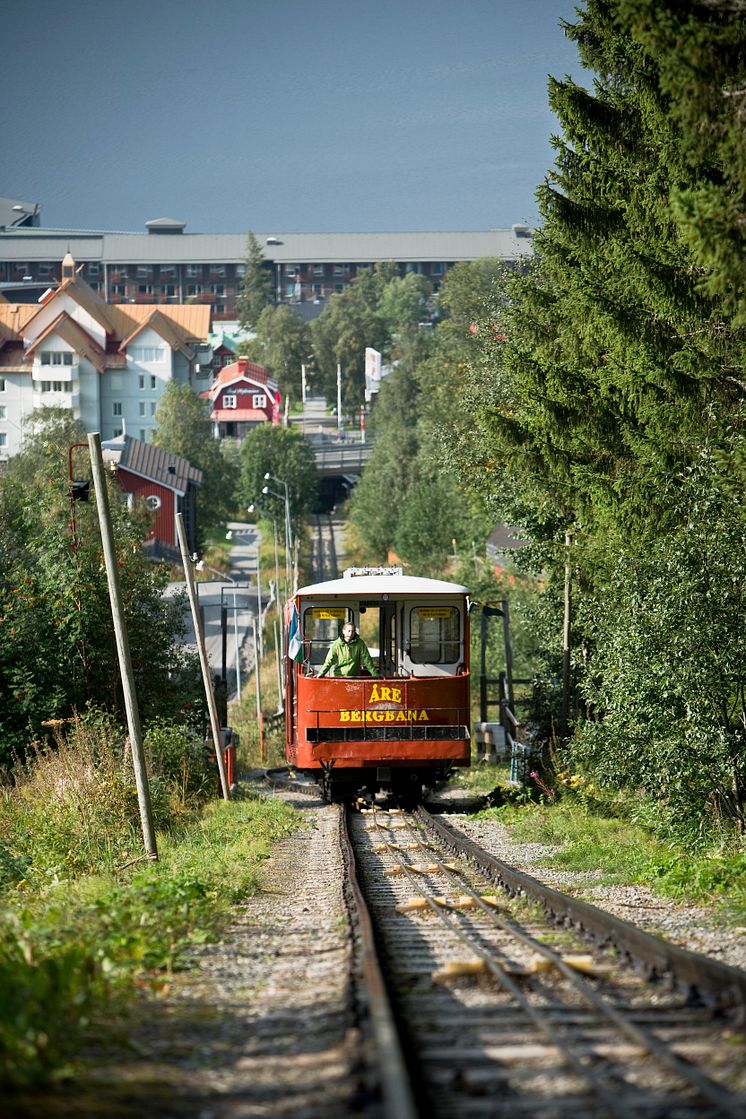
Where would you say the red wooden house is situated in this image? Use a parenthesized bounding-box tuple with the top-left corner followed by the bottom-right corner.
(203, 356, 280, 439)
(102, 435, 202, 559)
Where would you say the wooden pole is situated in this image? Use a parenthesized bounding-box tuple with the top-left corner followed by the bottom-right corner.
(253, 618, 264, 763)
(562, 530, 573, 739)
(88, 433, 157, 860)
(501, 598, 515, 712)
(175, 513, 230, 800)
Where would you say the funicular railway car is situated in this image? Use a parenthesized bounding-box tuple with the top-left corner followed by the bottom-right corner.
(285, 566, 471, 802)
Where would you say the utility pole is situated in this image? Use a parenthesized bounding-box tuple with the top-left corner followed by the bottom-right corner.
(176, 514, 230, 800)
(337, 362, 343, 439)
(562, 530, 573, 739)
(88, 433, 157, 859)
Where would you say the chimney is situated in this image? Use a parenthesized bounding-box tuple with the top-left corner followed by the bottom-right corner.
(237, 356, 249, 373)
(61, 252, 75, 280)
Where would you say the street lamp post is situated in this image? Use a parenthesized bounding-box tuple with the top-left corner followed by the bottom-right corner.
(249, 503, 284, 605)
(196, 561, 242, 702)
(249, 502, 286, 703)
(262, 475, 294, 593)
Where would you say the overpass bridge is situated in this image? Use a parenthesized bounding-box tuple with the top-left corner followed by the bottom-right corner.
(292, 395, 374, 504)
(311, 440, 374, 477)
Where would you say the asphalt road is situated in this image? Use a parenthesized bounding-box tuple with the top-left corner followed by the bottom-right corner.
(166, 521, 267, 702)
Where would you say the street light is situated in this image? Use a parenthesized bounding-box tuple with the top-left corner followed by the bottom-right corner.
(249, 502, 283, 607)
(195, 560, 242, 702)
(249, 502, 285, 704)
(262, 477, 294, 593)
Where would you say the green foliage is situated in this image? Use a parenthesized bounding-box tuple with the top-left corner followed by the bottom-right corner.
(434, 0, 746, 841)
(0, 428, 201, 765)
(310, 269, 388, 408)
(0, 791, 298, 1088)
(238, 424, 318, 530)
(378, 273, 433, 335)
(240, 304, 313, 403)
(571, 453, 746, 841)
(153, 381, 236, 531)
(477, 791, 746, 915)
(235, 230, 274, 330)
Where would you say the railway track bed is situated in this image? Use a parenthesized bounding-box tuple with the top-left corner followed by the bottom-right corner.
(346, 803, 746, 1118)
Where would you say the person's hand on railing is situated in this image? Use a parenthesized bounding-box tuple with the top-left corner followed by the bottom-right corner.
(305, 665, 316, 677)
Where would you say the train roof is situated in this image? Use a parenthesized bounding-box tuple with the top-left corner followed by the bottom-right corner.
(295, 572, 469, 598)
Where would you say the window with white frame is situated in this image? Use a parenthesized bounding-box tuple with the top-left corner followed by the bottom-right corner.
(253, 393, 266, 409)
(150, 402, 157, 416)
(0, 406, 6, 419)
(41, 352, 74, 365)
(186, 265, 202, 278)
(113, 402, 123, 416)
(0, 379, 5, 392)
(138, 374, 145, 390)
(112, 284, 126, 296)
(40, 381, 67, 393)
(187, 284, 203, 296)
(0, 434, 6, 448)
(150, 374, 157, 389)
(139, 402, 146, 417)
(129, 347, 164, 364)
(223, 394, 237, 409)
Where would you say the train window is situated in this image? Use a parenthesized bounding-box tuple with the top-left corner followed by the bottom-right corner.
(409, 606, 460, 664)
(303, 606, 351, 665)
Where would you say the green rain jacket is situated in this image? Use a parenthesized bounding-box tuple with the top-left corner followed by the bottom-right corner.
(318, 634, 378, 677)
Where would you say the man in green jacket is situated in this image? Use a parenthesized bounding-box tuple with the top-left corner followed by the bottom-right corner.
(315, 622, 378, 678)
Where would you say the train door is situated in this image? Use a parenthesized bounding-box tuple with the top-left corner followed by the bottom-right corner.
(357, 601, 397, 676)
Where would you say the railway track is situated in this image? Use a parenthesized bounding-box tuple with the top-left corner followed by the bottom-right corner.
(310, 513, 339, 583)
(339, 801, 746, 1119)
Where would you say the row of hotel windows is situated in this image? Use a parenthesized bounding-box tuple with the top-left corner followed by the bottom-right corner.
(109, 284, 227, 296)
(3, 261, 448, 281)
(2, 264, 240, 279)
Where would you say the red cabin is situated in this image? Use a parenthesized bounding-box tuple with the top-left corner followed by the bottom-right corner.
(285, 567, 471, 802)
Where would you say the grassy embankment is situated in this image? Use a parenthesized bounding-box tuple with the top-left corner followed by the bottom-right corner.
(0, 709, 299, 1092)
(461, 763, 746, 924)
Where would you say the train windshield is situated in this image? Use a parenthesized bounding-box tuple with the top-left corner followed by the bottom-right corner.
(409, 606, 460, 664)
(303, 606, 352, 666)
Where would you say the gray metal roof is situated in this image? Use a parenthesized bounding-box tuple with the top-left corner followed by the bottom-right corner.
(0, 228, 533, 265)
(103, 435, 202, 494)
(0, 196, 41, 230)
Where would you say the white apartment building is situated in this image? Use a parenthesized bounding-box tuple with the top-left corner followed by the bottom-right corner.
(0, 254, 213, 460)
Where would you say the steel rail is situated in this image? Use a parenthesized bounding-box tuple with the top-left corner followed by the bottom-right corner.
(339, 806, 419, 1119)
(371, 808, 634, 1119)
(402, 811, 744, 1118)
(418, 807, 746, 1020)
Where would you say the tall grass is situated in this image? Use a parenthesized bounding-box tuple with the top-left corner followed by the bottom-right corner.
(0, 711, 299, 1089)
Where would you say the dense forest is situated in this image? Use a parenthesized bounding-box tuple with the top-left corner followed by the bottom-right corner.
(344, 0, 746, 844)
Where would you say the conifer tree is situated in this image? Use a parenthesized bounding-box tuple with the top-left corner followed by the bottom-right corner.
(236, 231, 274, 330)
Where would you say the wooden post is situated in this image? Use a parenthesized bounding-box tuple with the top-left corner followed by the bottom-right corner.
(253, 618, 264, 763)
(175, 513, 230, 800)
(88, 433, 157, 860)
(501, 598, 515, 711)
(561, 530, 573, 738)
